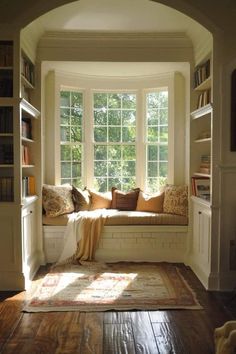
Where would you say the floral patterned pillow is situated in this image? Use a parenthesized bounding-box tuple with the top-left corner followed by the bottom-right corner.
(42, 184, 74, 217)
(163, 185, 188, 217)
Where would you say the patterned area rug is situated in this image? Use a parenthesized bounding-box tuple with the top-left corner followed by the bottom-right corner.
(24, 262, 202, 312)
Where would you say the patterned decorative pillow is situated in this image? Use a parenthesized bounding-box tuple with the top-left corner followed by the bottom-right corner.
(42, 184, 74, 217)
(88, 189, 112, 210)
(163, 185, 188, 217)
(72, 186, 91, 212)
(136, 191, 164, 213)
(111, 187, 140, 211)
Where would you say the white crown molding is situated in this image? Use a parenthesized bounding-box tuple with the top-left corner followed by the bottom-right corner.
(39, 30, 192, 49)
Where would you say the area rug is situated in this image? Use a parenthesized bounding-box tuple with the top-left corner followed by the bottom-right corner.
(24, 262, 202, 312)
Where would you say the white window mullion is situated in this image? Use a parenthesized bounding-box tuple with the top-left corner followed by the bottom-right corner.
(136, 89, 145, 190)
(83, 89, 93, 188)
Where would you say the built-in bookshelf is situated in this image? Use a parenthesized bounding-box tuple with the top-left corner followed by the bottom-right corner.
(21, 50, 35, 103)
(21, 97, 39, 202)
(191, 57, 212, 202)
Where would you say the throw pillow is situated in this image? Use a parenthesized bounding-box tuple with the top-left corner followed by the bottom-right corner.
(111, 187, 140, 211)
(88, 189, 112, 210)
(72, 186, 91, 212)
(42, 184, 74, 217)
(136, 191, 164, 213)
(163, 185, 188, 217)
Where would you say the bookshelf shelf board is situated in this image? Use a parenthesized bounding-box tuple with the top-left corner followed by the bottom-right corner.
(0, 133, 13, 137)
(21, 74, 34, 90)
(20, 98, 40, 118)
(194, 137, 211, 143)
(194, 172, 211, 178)
(194, 76, 211, 91)
(191, 103, 212, 119)
(21, 136, 34, 143)
(0, 66, 13, 70)
(22, 195, 38, 207)
(22, 164, 35, 168)
(0, 164, 13, 167)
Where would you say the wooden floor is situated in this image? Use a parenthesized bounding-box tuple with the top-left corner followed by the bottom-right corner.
(0, 264, 235, 354)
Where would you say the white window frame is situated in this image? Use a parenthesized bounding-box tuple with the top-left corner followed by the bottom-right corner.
(50, 71, 179, 190)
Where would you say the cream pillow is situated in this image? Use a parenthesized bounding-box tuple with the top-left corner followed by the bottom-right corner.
(42, 184, 74, 217)
(88, 190, 112, 210)
(136, 191, 164, 213)
(163, 185, 188, 217)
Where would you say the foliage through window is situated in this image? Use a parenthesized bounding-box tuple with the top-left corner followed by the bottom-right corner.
(146, 91, 168, 192)
(93, 92, 136, 192)
(59, 89, 168, 192)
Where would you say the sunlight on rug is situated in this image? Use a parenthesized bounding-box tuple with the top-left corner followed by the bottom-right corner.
(24, 262, 202, 312)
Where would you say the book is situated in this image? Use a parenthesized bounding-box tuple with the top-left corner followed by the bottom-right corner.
(191, 176, 210, 200)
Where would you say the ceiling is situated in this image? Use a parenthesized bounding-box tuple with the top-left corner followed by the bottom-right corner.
(22, 0, 211, 77)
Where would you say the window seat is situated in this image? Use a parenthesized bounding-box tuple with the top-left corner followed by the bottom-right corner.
(43, 210, 189, 264)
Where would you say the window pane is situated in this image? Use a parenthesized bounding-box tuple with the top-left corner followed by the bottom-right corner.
(108, 161, 122, 177)
(94, 93, 107, 108)
(94, 145, 107, 160)
(108, 178, 121, 190)
(61, 126, 70, 142)
(71, 126, 82, 142)
(159, 108, 168, 124)
(94, 109, 107, 125)
(122, 110, 136, 126)
(108, 110, 121, 125)
(61, 162, 71, 178)
(72, 162, 81, 177)
(72, 145, 82, 161)
(147, 127, 158, 142)
(94, 161, 107, 177)
(147, 109, 158, 126)
(123, 161, 135, 176)
(94, 127, 107, 142)
(122, 94, 136, 109)
(108, 127, 121, 142)
(60, 108, 70, 125)
(94, 178, 107, 192)
(60, 91, 70, 106)
(71, 92, 83, 108)
(123, 145, 135, 160)
(72, 178, 83, 188)
(160, 126, 168, 142)
(108, 93, 121, 108)
(159, 145, 168, 161)
(122, 127, 135, 142)
(108, 145, 121, 160)
(148, 161, 158, 177)
(148, 145, 158, 161)
(159, 162, 168, 177)
(61, 145, 71, 160)
(122, 177, 136, 191)
(71, 108, 82, 125)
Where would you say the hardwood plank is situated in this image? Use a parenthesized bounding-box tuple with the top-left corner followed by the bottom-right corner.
(103, 323, 136, 354)
(79, 312, 103, 354)
(0, 292, 25, 351)
(130, 311, 158, 354)
(103, 311, 131, 324)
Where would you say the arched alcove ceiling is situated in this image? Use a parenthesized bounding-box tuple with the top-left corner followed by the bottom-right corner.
(21, 0, 212, 76)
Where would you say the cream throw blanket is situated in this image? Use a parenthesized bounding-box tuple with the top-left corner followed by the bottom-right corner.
(58, 209, 117, 264)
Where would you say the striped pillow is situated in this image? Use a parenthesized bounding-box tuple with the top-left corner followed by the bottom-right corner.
(111, 187, 140, 211)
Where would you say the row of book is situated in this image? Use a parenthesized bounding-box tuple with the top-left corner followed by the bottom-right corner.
(22, 118, 32, 139)
(22, 145, 30, 165)
(0, 143, 13, 164)
(0, 42, 13, 67)
(22, 176, 35, 198)
(0, 70, 13, 97)
(194, 59, 210, 88)
(0, 107, 13, 133)
(21, 55, 35, 86)
(197, 89, 211, 109)
(0, 177, 14, 201)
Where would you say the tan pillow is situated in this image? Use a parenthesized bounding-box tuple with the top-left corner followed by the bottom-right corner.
(42, 184, 74, 217)
(89, 189, 112, 210)
(72, 186, 90, 212)
(163, 185, 188, 217)
(111, 187, 140, 211)
(136, 191, 164, 213)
